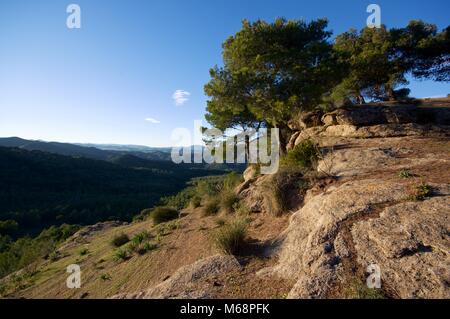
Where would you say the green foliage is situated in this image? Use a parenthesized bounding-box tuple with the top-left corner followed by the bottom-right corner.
(111, 233, 130, 247)
(151, 207, 179, 225)
(131, 231, 149, 244)
(213, 219, 248, 255)
(408, 183, 432, 201)
(100, 273, 112, 281)
(79, 248, 89, 256)
(114, 248, 129, 262)
(333, 20, 449, 103)
(398, 169, 413, 178)
(205, 18, 341, 138)
(283, 140, 319, 170)
(0, 146, 227, 237)
(0, 224, 80, 278)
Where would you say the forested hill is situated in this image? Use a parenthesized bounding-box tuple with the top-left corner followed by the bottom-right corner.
(0, 137, 172, 162)
(0, 147, 226, 237)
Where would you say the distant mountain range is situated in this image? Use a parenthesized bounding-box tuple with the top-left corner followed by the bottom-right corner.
(0, 137, 175, 162)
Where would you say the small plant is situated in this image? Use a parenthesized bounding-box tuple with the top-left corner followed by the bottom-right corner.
(79, 248, 89, 256)
(151, 207, 179, 225)
(220, 191, 240, 214)
(114, 248, 129, 261)
(408, 183, 432, 201)
(100, 273, 112, 281)
(111, 233, 130, 247)
(398, 169, 413, 178)
(131, 231, 149, 245)
(213, 219, 248, 255)
(283, 139, 319, 170)
(143, 241, 158, 252)
(202, 198, 221, 216)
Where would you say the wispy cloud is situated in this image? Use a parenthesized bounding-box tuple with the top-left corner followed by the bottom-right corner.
(172, 89, 190, 106)
(145, 117, 160, 124)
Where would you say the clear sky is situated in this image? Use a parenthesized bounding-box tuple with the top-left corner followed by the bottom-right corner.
(0, 0, 449, 147)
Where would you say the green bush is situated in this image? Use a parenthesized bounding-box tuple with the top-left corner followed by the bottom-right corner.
(213, 219, 247, 255)
(111, 233, 130, 247)
(114, 248, 129, 261)
(151, 207, 179, 224)
(131, 231, 149, 244)
(79, 248, 89, 256)
(202, 198, 221, 216)
(284, 139, 319, 170)
(398, 169, 413, 178)
(408, 183, 432, 201)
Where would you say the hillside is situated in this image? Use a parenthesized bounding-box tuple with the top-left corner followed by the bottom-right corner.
(0, 147, 227, 236)
(2, 99, 448, 299)
(0, 137, 173, 162)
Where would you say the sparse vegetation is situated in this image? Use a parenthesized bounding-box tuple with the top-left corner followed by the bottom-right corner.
(79, 248, 89, 256)
(114, 248, 129, 261)
(262, 167, 304, 216)
(345, 278, 385, 299)
(151, 207, 179, 225)
(100, 273, 112, 281)
(202, 198, 221, 216)
(213, 219, 248, 255)
(220, 191, 240, 214)
(111, 233, 130, 247)
(398, 169, 413, 178)
(408, 183, 432, 201)
(131, 231, 149, 244)
(283, 139, 319, 170)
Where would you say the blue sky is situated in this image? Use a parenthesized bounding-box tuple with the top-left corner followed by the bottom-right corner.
(0, 0, 449, 146)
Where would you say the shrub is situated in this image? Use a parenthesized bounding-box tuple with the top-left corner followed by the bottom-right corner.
(151, 207, 179, 225)
(79, 248, 89, 256)
(202, 198, 221, 216)
(143, 241, 158, 252)
(408, 183, 432, 201)
(111, 233, 130, 247)
(100, 273, 112, 281)
(131, 231, 149, 244)
(261, 168, 304, 216)
(283, 139, 319, 170)
(114, 248, 129, 261)
(213, 219, 247, 255)
(220, 191, 240, 213)
(398, 169, 412, 178)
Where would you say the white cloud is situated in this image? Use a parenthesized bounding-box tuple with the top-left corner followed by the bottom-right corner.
(172, 89, 191, 106)
(145, 117, 160, 124)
